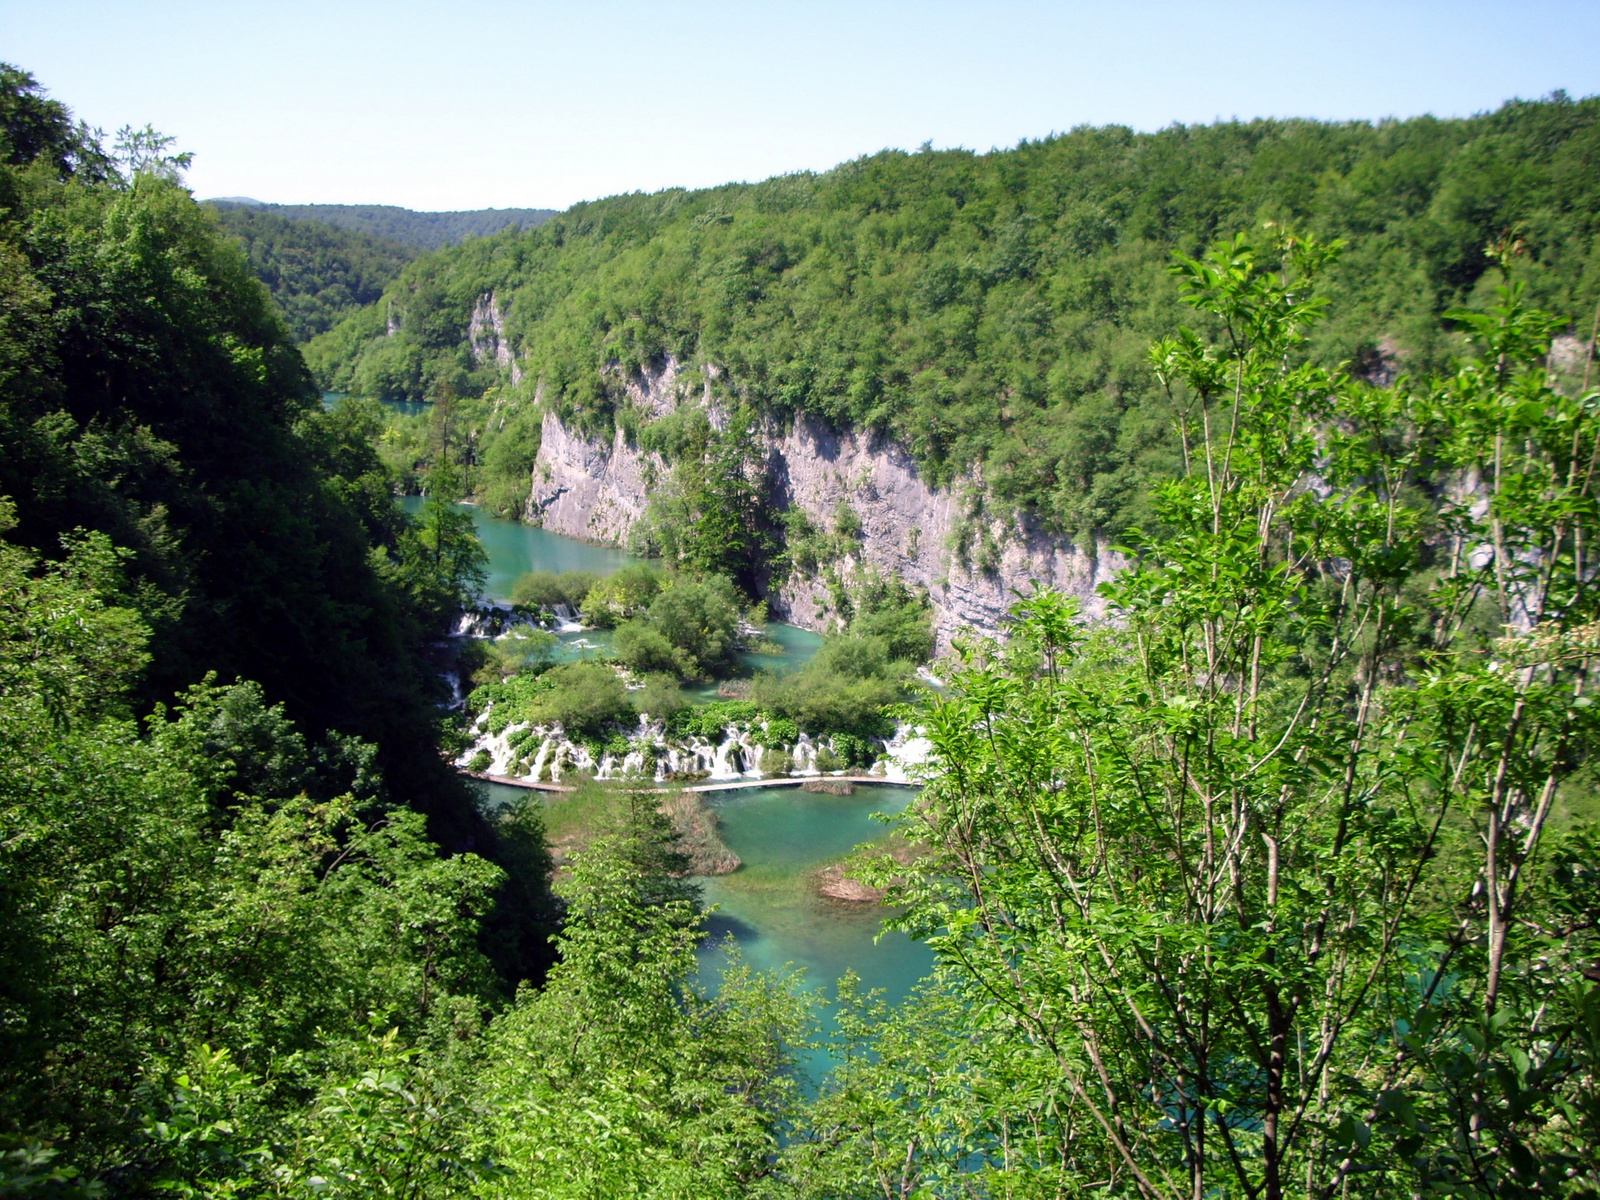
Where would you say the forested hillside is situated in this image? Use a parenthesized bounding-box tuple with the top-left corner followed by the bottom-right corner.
(208, 205, 419, 340)
(310, 94, 1600, 541)
(0, 65, 559, 1185)
(209, 198, 556, 250)
(5, 62, 1600, 1198)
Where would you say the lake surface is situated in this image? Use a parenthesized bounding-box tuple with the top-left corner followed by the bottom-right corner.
(698, 785, 933, 1050)
(474, 778, 934, 1076)
(400, 495, 638, 603)
(325, 391, 431, 418)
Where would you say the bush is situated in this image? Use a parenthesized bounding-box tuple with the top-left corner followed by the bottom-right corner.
(751, 668, 901, 740)
(646, 576, 743, 677)
(612, 620, 686, 676)
(493, 628, 559, 677)
(510, 570, 599, 612)
(580, 563, 664, 628)
(754, 716, 797, 747)
(631, 674, 689, 723)
(670, 700, 760, 740)
(467, 749, 492, 773)
(831, 732, 873, 769)
(530, 662, 630, 736)
(850, 582, 935, 664)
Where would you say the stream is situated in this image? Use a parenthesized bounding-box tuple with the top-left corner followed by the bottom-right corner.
(447, 499, 934, 1067)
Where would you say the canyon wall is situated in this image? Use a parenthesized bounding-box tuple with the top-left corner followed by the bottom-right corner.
(529, 358, 1123, 649)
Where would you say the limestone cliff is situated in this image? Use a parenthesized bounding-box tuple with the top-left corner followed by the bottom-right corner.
(528, 357, 1122, 649)
(468, 293, 522, 385)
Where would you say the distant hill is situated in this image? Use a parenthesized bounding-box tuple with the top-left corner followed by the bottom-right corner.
(307, 96, 1600, 541)
(210, 206, 419, 342)
(205, 199, 557, 251)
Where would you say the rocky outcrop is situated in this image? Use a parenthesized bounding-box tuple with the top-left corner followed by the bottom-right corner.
(528, 355, 1124, 649)
(468, 293, 523, 385)
(763, 414, 1123, 648)
(530, 411, 663, 545)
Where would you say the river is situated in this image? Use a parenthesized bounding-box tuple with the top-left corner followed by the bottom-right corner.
(450, 500, 934, 1066)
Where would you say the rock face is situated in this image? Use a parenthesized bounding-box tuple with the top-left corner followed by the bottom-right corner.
(468, 293, 522, 385)
(763, 413, 1124, 648)
(530, 411, 663, 545)
(528, 356, 1124, 649)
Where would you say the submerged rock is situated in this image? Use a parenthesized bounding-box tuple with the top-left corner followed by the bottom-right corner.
(815, 863, 884, 902)
(801, 778, 855, 795)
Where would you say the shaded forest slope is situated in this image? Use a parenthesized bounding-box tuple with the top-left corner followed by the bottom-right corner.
(208, 205, 420, 341)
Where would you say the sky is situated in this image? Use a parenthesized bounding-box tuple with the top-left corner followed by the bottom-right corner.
(4, 0, 1599, 213)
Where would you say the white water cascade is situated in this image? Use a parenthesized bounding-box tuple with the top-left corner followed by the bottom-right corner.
(550, 603, 584, 633)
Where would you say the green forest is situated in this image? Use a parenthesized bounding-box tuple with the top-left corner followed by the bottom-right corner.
(309, 93, 1600, 547)
(208, 200, 557, 251)
(207, 206, 420, 341)
(4, 63, 1600, 1198)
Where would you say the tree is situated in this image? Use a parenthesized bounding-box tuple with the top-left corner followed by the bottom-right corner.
(875, 231, 1600, 1198)
(479, 838, 812, 1199)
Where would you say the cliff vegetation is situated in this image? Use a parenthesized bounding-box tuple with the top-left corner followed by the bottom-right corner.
(311, 94, 1600, 545)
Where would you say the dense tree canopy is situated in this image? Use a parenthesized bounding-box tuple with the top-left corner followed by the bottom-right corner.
(209, 206, 420, 341)
(311, 94, 1600, 543)
(210, 200, 556, 250)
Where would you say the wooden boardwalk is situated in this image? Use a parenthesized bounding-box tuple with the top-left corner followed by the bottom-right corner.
(468, 771, 916, 795)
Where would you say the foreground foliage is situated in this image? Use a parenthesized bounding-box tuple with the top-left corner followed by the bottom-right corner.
(864, 235, 1600, 1197)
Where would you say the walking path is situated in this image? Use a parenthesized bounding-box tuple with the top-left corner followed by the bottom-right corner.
(469, 771, 916, 795)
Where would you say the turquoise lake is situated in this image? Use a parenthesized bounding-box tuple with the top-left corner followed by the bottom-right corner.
(455, 501, 934, 1067)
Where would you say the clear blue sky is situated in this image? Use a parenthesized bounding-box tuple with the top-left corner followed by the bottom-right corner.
(4, 0, 1598, 212)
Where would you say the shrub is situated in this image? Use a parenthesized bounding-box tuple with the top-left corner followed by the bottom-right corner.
(672, 700, 760, 740)
(646, 576, 742, 677)
(530, 662, 630, 736)
(631, 674, 689, 722)
(751, 668, 900, 740)
(754, 716, 798, 747)
(467, 749, 492, 773)
(831, 732, 874, 768)
(581, 563, 665, 628)
(612, 620, 686, 675)
(510, 570, 599, 611)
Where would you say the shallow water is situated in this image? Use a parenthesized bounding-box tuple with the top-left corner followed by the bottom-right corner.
(697, 784, 933, 1073)
(400, 495, 638, 604)
(473, 778, 934, 1073)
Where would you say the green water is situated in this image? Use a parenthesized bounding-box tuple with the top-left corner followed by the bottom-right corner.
(475, 779, 934, 1074)
(699, 785, 930, 996)
(698, 785, 933, 1077)
(325, 391, 432, 418)
(400, 496, 638, 603)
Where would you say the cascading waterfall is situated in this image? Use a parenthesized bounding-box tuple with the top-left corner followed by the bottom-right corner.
(789, 733, 819, 775)
(879, 720, 932, 783)
(550, 603, 584, 633)
(460, 700, 907, 785)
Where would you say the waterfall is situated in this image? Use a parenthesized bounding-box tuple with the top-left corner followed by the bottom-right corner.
(790, 733, 819, 776)
(551, 603, 584, 633)
(528, 736, 553, 781)
(881, 720, 933, 783)
(442, 670, 464, 709)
